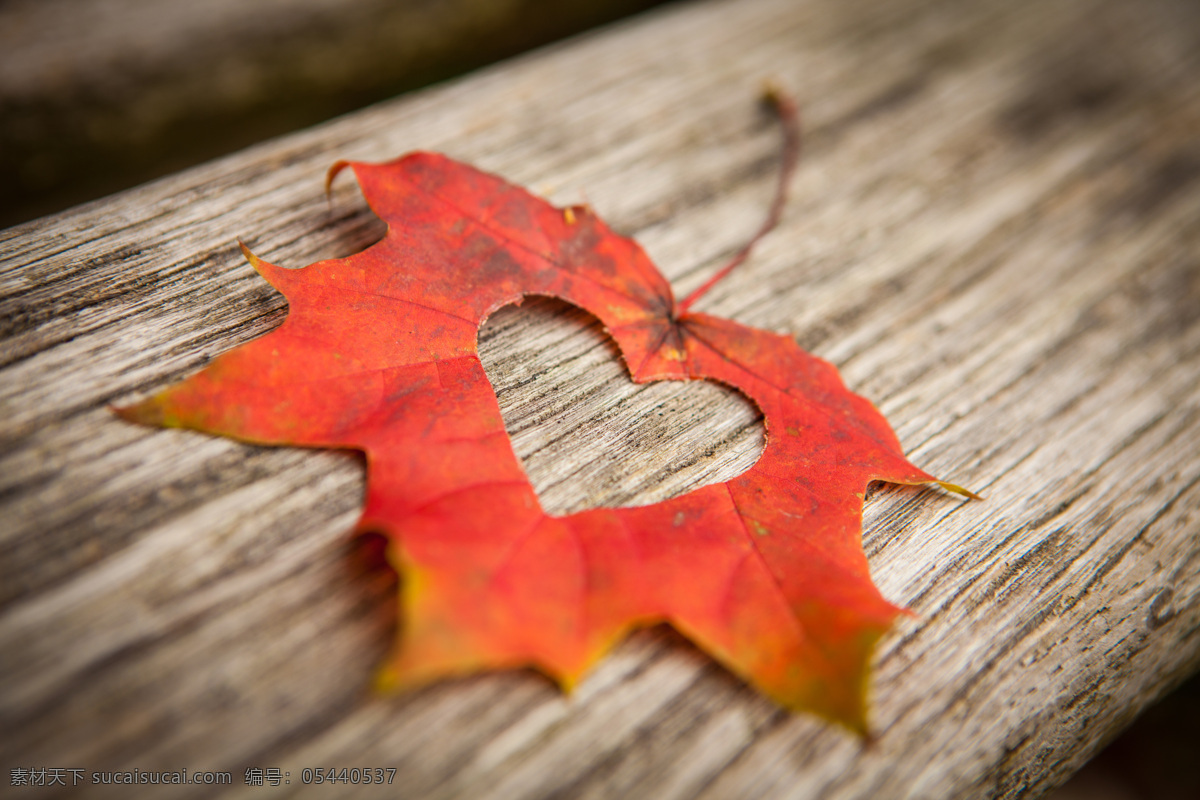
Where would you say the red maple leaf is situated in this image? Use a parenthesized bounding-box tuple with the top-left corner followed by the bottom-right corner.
(116, 90, 973, 733)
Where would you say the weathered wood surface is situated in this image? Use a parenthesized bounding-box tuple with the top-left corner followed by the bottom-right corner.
(2, 0, 1199, 796)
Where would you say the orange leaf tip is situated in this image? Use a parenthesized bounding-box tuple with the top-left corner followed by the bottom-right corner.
(237, 239, 262, 270)
(936, 481, 983, 501)
(325, 160, 353, 198)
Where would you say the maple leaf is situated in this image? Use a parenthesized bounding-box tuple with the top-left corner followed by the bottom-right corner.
(116, 89, 974, 733)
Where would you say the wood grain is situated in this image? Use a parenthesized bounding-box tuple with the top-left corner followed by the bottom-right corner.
(2, 0, 1199, 796)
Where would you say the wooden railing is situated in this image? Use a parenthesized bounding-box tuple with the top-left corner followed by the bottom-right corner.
(3, 0, 1199, 796)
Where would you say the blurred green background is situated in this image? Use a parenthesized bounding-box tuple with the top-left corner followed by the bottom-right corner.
(0, 0, 670, 228)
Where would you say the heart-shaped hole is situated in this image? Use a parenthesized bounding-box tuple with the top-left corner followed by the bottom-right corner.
(478, 296, 766, 517)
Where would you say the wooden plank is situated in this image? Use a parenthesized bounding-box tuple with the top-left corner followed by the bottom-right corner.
(2, 0, 1199, 796)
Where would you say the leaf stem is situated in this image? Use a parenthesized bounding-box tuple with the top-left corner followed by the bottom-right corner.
(676, 82, 801, 316)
